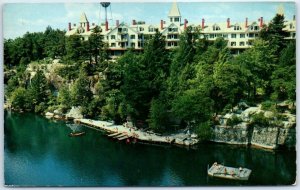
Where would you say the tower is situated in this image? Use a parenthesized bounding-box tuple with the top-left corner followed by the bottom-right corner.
(100, 2, 111, 31)
(79, 12, 89, 32)
(277, 4, 284, 16)
(168, 2, 181, 24)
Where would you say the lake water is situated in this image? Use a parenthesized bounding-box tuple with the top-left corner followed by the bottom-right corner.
(4, 111, 296, 186)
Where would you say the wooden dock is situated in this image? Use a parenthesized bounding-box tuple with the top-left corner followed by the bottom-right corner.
(74, 118, 199, 146)
(207, 163, 251, 181)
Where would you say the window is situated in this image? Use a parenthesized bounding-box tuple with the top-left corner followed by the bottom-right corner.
(213, 25, 221, 31)
(111, 43, 116, 47)
(174, 17, 180, 22)
(209, 34, 215, 39)
(292, 33, 296, 38)
(111, 35, 115, 40)
(231, 34, 236, 38)
(167, 42, 178, 47)
(223, 34, 228, 38)
(240, 34, 245, 38)
(170, 18, 173, 22)
(139, 27, 144, 31)
(138, 42, 144, 47)
(250, 26, 259, 31)
(231, 42, 236, 46)
(131, 43, 135, 47)
(168, 27, 178, 32)
(234, 26, 241, 30)
(248, 41, 253, 46)
(239, 42, 245, 46)
(249, 33, 254, 38)
(130, 35, 135, 39)
(216, 34, 222, 38)
(167, 34, 178, 39)
(149, 28, 154, 32)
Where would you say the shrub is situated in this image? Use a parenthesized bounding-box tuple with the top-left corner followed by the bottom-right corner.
(261, 100, 275, 111)
(251, 112, 269, 127)
(195, 121, 212, 141)
(34, 102, 47, 113)
(226, 115, 242, 126)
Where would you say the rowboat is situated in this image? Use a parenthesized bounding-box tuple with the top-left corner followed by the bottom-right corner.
(207, 162, 251, 181)
(69, 131, 85, 137)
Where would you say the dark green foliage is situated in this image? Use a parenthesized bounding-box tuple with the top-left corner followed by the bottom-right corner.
(4, 28, 66, 67)
(28, 70, 50, 105)
(148, 98, 170, 133)
(57, 85, 72, 108)
(271, 40, 296, 101)
(10, 87, 31, 111)
(194, 121, 213, 141)
(251, 112, 269, 127)
(260, 14, 289, 54)
(70, 73, 92, 107)
(261, 100, 275, 111)
(226, 115, 242, 126)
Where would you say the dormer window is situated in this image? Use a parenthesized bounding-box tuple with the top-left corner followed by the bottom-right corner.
(149, 28, 154, 32)
(250, 25, 259, 31)
(213, 25, 221, 31)
(234, 25, 241, 30)
(168, 27, 178, 32)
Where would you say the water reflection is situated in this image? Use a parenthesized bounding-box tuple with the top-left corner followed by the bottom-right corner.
(4, 111, 296, 186)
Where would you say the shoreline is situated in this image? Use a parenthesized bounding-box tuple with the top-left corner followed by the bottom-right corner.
(4, 108, 294, 151)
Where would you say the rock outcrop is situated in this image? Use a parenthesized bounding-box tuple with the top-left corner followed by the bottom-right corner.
(66, 106, 83, 119)
(211, 104, 296, 150)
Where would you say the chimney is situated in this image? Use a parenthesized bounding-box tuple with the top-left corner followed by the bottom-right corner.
(227, 18, 230, 28)
(160, 20, 164, 30)
(202, 18, 205, 29)
(245, 17, 248, 28)
(87, 22, 90, 32)
(259, 17, 263, 27)
(132, 19, 136, 25)
(68, 22, 71, 31)
(184, 19, 188, 30)
(116, 20, 119, 27)
(105, 21, 108, 31)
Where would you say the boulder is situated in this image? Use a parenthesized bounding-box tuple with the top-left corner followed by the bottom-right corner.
(66, 106, 83, 119)
(264, 111, 274, 118)
(241, 107, 261, 121)
(45, 112, 54, 118)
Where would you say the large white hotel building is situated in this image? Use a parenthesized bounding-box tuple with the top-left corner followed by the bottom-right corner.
(65, 2, 296, 56)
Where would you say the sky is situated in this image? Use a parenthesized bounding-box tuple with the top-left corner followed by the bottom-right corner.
(2, 0, 297, 39)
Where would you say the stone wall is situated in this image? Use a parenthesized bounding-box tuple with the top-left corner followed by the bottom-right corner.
(212, 122, 250, 145)
(211, 124, 296, 150)
(251, 126, 279, 149)
(211, 105, 296, 150)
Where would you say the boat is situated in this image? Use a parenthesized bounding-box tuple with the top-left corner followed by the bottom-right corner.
(69, 131, 86, 137)
(207, 162, 252, 181)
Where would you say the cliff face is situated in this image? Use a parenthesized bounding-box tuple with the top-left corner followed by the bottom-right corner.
(211, 104, 296, 150)
(212, 122, 250, 145)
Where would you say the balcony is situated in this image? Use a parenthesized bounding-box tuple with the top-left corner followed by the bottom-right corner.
(116, 38, 128, 42)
